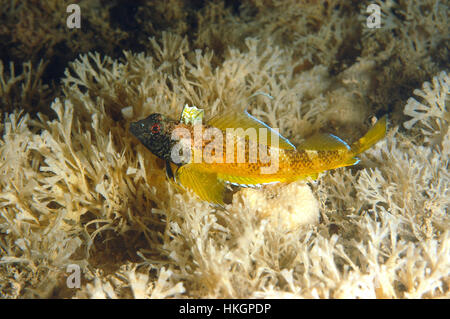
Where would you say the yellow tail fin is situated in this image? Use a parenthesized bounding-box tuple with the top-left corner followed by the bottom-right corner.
(351, 116, 387, 155)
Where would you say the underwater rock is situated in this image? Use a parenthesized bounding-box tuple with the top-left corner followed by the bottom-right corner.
(236, 182, 320, 229)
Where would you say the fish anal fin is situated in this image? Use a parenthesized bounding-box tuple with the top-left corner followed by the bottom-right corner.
(219, 171, 321, 187)
(285, 173, 319, 182)
(343, 157, 360, 167)
(175, 164, 226, 206)
(298, 133, 350, 151)
(218, 173, 287, 186)
(305, 173, 319, 180)
(208, 110, 296, 150)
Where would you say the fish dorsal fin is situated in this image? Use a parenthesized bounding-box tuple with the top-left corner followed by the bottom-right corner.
(208, 110, 296, 150)
(297, 133, 350, 151)
(180, 105, 204, 125)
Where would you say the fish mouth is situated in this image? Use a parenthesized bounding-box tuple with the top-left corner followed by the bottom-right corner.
(129, 121, 142, 138)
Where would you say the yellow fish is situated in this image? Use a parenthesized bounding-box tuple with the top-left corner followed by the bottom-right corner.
(130, 106, 387, 206)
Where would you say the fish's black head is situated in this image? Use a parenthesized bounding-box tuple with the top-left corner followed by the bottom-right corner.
(129, 113, 174, 161)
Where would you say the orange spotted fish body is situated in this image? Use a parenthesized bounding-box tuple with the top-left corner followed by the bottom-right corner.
(130, 107, 387, 205)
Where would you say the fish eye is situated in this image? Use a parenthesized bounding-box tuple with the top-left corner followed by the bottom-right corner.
(150, 123, 161, 134)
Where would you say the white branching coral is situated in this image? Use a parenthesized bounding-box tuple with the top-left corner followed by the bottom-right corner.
(79, 266, 185, 299)
(404, 71, 449, 150)
(1, 19, 449, 298)
(355, 133, 449, 240)
(0, 59, 50, 113)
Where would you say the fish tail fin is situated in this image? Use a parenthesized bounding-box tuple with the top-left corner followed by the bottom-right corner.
(350, 115, 387, 155)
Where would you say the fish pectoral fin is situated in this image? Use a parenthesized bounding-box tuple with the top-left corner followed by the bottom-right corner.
(175, 164, 226, 206)
(297, 133, 350, 151)
(208, 109, 296, 150)
(166, 161, 183, 189)
(165, 161, 175, 180)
